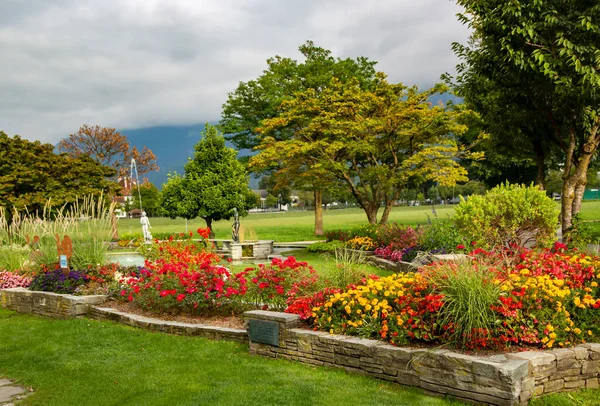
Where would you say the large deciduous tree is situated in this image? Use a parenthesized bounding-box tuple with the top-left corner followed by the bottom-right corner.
(452, 0, 600, 234)
(252, 74, 474, 224)
(159, 124, 255, 237)
(0, 131, 117, 221)
(58, 125, 158, 178)
(220, 41, 378, 235)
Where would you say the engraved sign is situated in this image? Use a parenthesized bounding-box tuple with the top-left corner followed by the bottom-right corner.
(248, 319, 279, 346)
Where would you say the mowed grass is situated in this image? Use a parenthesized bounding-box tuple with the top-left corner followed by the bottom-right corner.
(0, 308, 463, 406)
(119, 200, 600, 242)
(118, 204, 455, 242)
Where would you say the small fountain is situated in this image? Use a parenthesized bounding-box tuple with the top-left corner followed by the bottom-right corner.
(220, 207, 273, 262)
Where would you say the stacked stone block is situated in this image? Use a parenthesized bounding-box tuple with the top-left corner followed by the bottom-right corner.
(0, 287, 106, 318)
(89, 307, 248, 343)
(244, 311, 600, 406)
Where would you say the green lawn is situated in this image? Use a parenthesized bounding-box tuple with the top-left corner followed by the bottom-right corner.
(0, 308, 461, 406)
(118, 204, 455, 242)
(118, 201, 600, 243)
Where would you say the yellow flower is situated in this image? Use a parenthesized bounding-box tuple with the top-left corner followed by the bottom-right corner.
(588, 330, 593, 336)
(591, 281, 598, 288)
(574, 328, 582, 335)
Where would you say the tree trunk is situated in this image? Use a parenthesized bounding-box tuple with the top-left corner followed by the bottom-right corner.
(203, 217, 215, 239)
(561, 180, 576, 236)
(379, 200, 394, 224)
(365, 205, 378, 225)
(533, 140, 546, 189)
(314, 189, 324, 236)
(572, 172, 587, 218)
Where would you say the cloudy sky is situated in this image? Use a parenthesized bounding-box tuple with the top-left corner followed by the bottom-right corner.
(1, 0, 471, 143)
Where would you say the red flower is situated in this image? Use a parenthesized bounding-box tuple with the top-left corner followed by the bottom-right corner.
(457, 244, 466, 250)
(176, 294, 186, 302)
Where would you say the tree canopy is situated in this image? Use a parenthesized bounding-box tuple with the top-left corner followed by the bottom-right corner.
(159, 124, 255, 236)
(252, 74, 475, 224)
(452, 0, 600, 233)
(0, 131, 117, 220)
(58, 125, 158, 178)
(220, 41, 379, 234)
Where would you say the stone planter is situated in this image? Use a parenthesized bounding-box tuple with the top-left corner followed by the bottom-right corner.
(0, 287, 107, 319)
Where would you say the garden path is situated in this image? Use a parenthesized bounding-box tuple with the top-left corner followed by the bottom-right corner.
(0, 378, 31, 405)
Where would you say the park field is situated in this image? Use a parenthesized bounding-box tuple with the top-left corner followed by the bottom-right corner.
(118, 201, 600, 242)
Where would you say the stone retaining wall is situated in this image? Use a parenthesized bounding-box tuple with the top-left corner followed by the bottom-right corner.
(244, 310, 600, 406)
(0, 287, 106, 319)
(89, 307, 248, 343)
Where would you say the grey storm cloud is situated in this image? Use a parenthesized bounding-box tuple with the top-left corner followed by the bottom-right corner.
(0, 0, 471, 143)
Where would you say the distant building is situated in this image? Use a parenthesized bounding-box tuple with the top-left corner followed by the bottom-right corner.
(113, 176, 137, 218)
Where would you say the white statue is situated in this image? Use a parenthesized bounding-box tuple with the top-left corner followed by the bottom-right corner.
(140, 211, 152, 243)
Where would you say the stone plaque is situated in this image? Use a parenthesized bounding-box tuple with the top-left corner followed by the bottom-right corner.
(248, 319, 279, 346)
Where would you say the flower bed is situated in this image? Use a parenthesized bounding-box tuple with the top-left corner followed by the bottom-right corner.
(302, 244, 600, 352)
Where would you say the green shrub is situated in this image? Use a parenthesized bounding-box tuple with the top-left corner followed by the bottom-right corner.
(307, 240, 345, 253)
(454, 182, 559, 249)
(420, 216, 466, 253)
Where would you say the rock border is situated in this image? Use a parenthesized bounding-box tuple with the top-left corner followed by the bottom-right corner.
(88, 307, 247, 343)
(244, 310, 600, 406)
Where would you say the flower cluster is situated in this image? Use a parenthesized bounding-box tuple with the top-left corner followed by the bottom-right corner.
(119, 239, 247, 314)
(303, 246, 600, 350)
(29, 269, 88, 294)
(247, 257, 319, 310)
(346, 236, 376, 251)
(0, 271, 32, 289)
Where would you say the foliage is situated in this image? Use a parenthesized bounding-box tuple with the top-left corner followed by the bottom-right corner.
(57, 125, 158, 178)
(254, 74, 475, 225)
(426, 259, 501, 347)
(246, 257, 319, 311)
(160, 124, 255, 235)
(420, 217, 466, 253)
(116, 231, 194, 247)
(220, 40, 377, 151)
(29, 269, 88, 294)
(451, 0, 600, 234)
(454, 183, 559, 249)
(0, 131, 117, 221)
(0, 243, 29, 272)
(326, 248, 370, 289)
(1, 196, 116, 272)
(307, 240, 345, 253)
(126, 181, 162, 217)
(0, 271, 32, 289)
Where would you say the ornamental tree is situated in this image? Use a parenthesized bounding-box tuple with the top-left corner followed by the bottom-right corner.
(58, 125, 158, 178)
(159, 124, 255, 237)
(252, 74, 476, 224)
(452, 0, 600, 234)
(220, 41, 378, 235)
